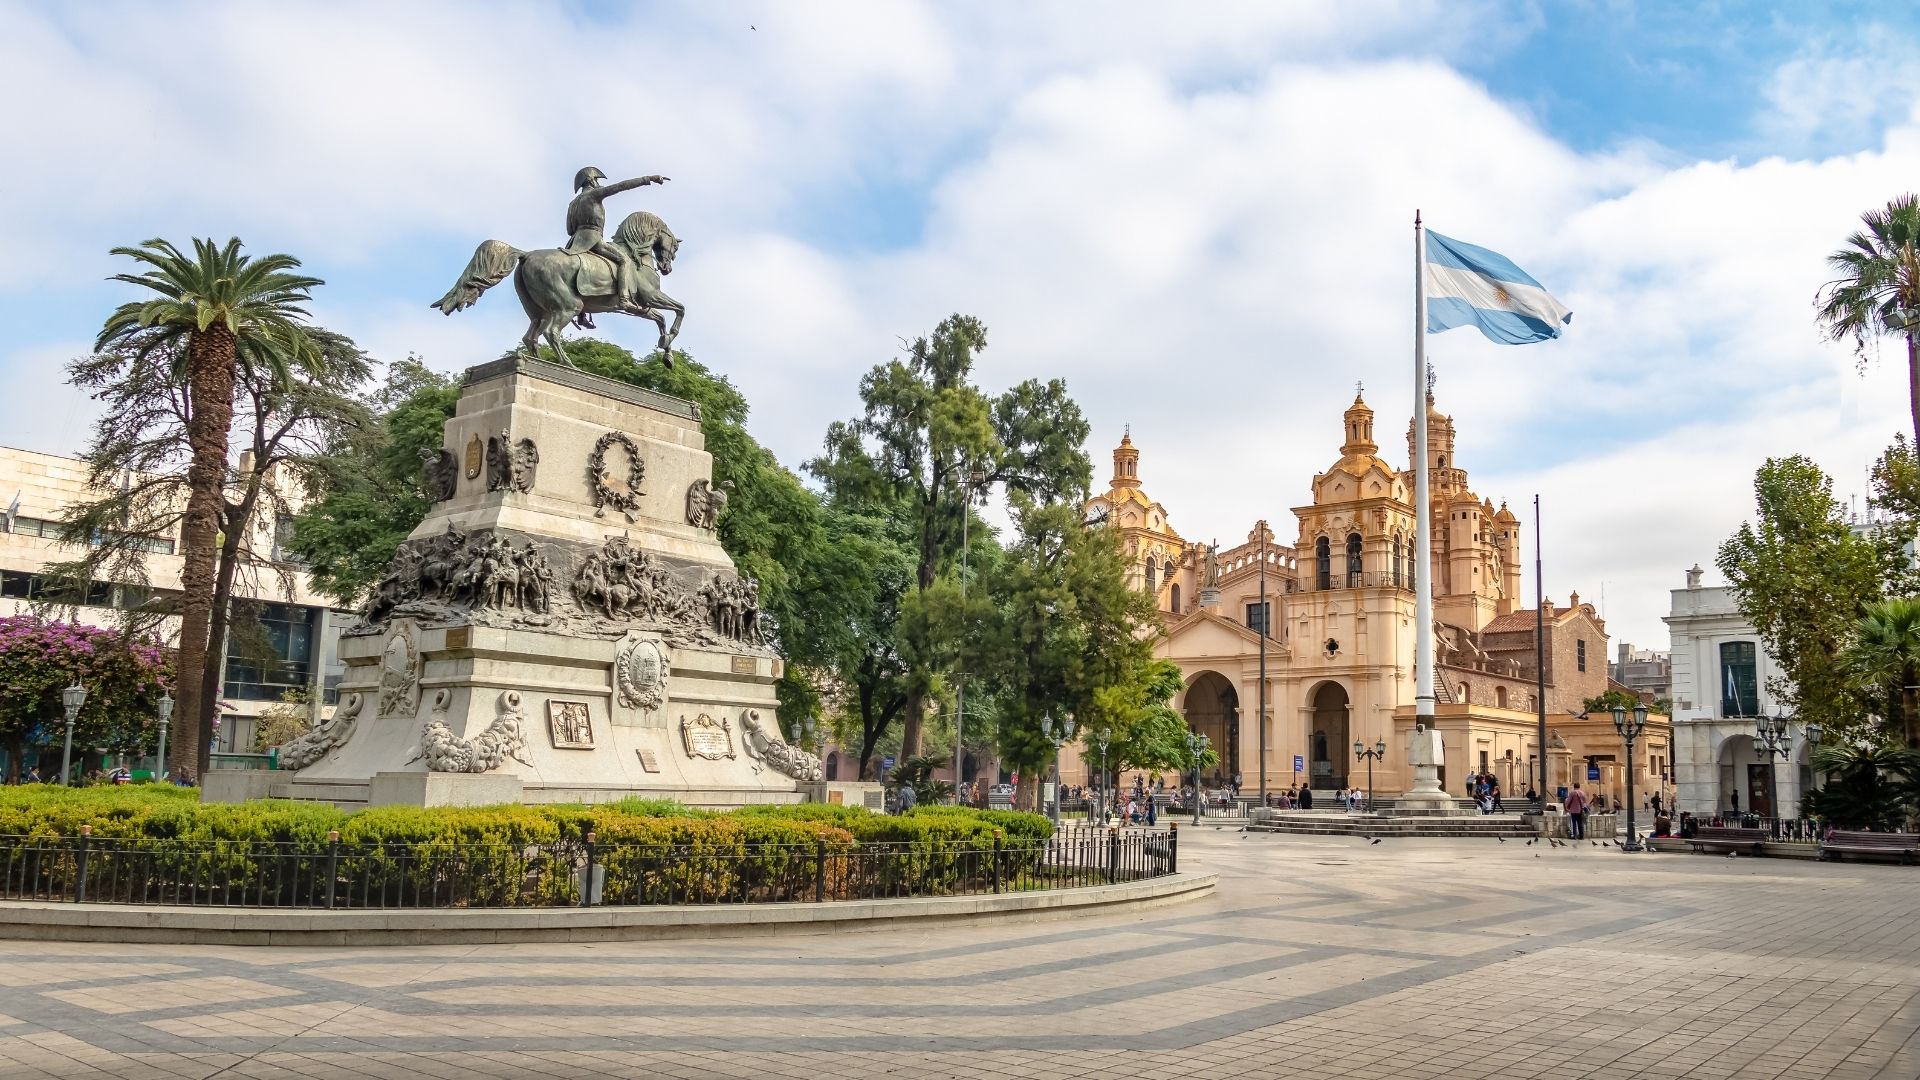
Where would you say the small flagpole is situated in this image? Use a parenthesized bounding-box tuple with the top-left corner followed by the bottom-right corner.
(1412, 212, 1436, 730)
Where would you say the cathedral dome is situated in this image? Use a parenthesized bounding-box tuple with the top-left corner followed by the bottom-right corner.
(1329, 390, 1396, 479)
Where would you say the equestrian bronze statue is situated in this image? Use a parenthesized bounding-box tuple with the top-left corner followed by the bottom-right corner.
(432, 168, 683, 368)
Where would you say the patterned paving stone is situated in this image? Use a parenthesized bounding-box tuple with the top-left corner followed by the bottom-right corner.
(2, 829, 1918, 1078)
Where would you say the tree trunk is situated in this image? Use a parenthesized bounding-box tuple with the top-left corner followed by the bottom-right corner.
(171, 325, 238, 783)
(196, 549, 242, 776)
(1909, 331, 1920, 457)
(1905, 663, 1919, 749)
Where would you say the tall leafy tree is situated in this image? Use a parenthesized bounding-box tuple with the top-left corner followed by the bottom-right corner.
(1817, 194, 1920, 449)
(93, 240, 322, 778)
(1841, 598, 1920, 747)
(1718, 456, 1916, 742)
(974, 495, 1171, 810)
(57, 329, 371, 774)
(810, 314, 1089, 757)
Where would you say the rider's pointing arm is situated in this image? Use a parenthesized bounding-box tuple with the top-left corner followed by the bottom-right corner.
(593, 175, 670, 202)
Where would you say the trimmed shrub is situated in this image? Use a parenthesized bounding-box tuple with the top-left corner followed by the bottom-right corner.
(0, 787, 1055, 904)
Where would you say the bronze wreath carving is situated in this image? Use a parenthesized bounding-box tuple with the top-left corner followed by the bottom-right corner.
(589, 430, 646, 520)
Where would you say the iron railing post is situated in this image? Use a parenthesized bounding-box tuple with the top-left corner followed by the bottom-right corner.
(1168, 822, 1179, 875)
(324, 830, 340, 910)
(74, 825, 91, 904)
(581, 830, 597, 908)
(991, 831, 1003, 894)
(815, 839, 826, 903)
(1107, 826, 1119, 884)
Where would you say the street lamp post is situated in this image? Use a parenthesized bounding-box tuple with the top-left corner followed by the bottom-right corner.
(154, 692, 174, 781)
(953, 464, 986, 804)
(1186, 731, 1210, 825)
(1093, 728, 1111, 824)
(1040, 713, 1076, 825)
(1611, 704, 1649, 852)
(1753, 712, 1796, 837)
(1353, 738, 1386, 812)
(57, 682, 88, 786)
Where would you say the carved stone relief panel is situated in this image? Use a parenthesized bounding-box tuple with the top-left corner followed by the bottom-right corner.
(547, 699, 595, 749)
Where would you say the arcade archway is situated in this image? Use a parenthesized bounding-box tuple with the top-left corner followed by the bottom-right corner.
(1183, 671, 1239, 787)
(1309, 681, 1350, 790)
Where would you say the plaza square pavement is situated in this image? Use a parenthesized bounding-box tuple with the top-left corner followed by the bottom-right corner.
(2, 827, 1919, 1080)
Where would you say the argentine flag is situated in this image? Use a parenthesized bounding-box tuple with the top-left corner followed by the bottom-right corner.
(1425, 231, 1572, 345)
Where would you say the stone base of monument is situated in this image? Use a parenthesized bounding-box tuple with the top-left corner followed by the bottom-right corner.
(218, 357, 824, 812)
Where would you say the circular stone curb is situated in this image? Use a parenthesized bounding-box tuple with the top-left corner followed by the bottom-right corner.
(0, 872, 1215, 946)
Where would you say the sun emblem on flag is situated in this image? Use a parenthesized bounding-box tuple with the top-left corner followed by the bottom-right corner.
(1492, 285, 1511, 305)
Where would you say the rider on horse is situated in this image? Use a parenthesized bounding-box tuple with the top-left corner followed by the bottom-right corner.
(565, 167, 668, 328)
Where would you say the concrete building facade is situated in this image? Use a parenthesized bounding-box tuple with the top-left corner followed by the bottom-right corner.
(1663, 564, 1815, 818)
(0, 445, 352, 775)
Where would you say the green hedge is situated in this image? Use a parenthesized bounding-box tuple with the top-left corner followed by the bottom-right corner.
(0, 786, 1053, 904)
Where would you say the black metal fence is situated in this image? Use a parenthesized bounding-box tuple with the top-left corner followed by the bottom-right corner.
(1674, 813, 1825, 843)
(0, 824, 1178, 910)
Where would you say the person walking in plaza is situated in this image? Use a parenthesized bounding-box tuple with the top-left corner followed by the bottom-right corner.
(896, 781, 917, 815)
(1145, 789, 1157, 827)
(1297, 785, 1313, 810)
(1729, 788, 1740, 815)
(1564, 782, 1589, 840)
(1490, 778, 1504, 813)
(1650, 790, 1663, 817)
(23, 765, 40, 783)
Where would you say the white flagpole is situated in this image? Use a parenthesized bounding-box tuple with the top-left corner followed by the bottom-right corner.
(1403, 210, 1447, 809)
(1413, 212, 1435, 724)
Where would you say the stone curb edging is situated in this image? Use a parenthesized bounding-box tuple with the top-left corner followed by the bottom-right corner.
(0, 872, 1216, 946)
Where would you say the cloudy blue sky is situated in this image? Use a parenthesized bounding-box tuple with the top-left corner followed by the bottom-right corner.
(2, 0, 1917, 654)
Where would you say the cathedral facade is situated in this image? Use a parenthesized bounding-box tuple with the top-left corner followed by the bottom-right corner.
(1078, 392, 1665, 806)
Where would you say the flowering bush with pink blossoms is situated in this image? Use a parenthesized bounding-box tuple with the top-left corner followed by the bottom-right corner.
(0, 614, 173, 781)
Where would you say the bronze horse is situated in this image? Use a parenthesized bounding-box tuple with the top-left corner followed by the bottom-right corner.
(432, 211, 683, 368)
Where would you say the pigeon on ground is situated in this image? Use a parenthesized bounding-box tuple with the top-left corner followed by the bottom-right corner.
(1612, 840, 1622, 848)
(1497, 837, 1506, 843)
(1591, 841, 1598, 846)
(1370, 838, 1382, 845)
(1525, 839, 1534, 846)
(1727, 851, 1738, 858)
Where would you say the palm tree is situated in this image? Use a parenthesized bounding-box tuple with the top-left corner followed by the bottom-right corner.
(96, 238, 321, 780)
(1841, 597, 1920, 748)
(1817, 194, 1920, 450)
(1802, 741, 1920, 830)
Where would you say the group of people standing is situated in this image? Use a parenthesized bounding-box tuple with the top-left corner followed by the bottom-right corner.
(1464, 771, 1506, 814)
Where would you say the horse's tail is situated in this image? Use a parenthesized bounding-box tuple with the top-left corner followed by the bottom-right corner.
(431, 239, 524, 315)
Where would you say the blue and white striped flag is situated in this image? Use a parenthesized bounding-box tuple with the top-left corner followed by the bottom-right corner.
(1425, 231, 1572, 345)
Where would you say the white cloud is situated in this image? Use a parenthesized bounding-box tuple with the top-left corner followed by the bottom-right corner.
(2, 0, 1919, 656)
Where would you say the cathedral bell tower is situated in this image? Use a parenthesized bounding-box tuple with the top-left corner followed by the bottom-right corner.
(1112, 427, 1142, 488)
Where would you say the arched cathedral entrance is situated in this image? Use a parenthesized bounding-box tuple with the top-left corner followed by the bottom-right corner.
(1309, 681, 1350, 790)
(1183, 671, 1239, 787)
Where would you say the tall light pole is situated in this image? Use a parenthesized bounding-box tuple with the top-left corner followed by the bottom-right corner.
(1354, 738, 1386, 811)
(953, 463, 985, 804)
(1041, 713, 1075, 824)
(1611, 703, 1648, 852)
(1754, 711, 1795, 836)
(1094, 727, 1111, 823)
(1257, 520, 1268, 806)
(1186, 730, 1210, 825)
(57, 682, 88, 786)
(154, 692, 174, 781)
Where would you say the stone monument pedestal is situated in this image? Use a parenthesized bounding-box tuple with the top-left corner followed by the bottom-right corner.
(1396, 721, 1465, 816)
(240, 357, 821, 810)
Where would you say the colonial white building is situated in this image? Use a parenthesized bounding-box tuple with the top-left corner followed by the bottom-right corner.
(1664, 564, 1816, 817)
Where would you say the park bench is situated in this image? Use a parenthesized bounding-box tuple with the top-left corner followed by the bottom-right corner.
(1819, 830, 1920, 864)
(1687, 826, 1768, 855)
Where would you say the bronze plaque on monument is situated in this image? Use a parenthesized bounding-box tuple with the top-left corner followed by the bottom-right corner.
(546, 700, 595, 749)
(680, 712, 734, 760)
(731, 655, 756, 675)
(464, 434, 483, 479)
(444, 626, 470, 649)
(636, 749, 660, 773)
